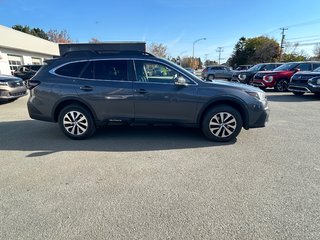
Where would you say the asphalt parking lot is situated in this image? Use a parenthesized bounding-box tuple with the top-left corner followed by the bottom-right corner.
(1, 92, 320, 240)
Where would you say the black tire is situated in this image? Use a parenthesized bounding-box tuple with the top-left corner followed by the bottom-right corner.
(275, 79, 289, 92)
(201, 105, 243, 142)
(58, 104, 96, 140)
(259, 87, 267, 91)
(293, 92, 304, 96)
(207, 74, 215, 81)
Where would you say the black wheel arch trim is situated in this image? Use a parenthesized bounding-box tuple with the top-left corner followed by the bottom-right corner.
(197, 96, 250, 129)
(51, 97, 98, 123)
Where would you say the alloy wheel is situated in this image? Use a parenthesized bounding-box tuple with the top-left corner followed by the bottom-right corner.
(209, 112, 237, 138)
(63, 111, 88, 136)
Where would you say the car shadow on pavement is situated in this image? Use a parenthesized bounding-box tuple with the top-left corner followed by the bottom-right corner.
(0, 120, 235, 157)
(267, 93, 320, 102)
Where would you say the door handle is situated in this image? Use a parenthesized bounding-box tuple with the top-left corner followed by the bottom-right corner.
(136, 89, 147, 94)
(80, 86, 93, 91)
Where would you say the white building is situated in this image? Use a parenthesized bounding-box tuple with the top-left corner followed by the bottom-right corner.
(0, 25, 59, 75)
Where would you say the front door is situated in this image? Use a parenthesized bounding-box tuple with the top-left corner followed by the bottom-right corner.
(133, 60, 199, 123)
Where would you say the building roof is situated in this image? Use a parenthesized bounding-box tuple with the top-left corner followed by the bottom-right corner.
(0, 25, 59, 56)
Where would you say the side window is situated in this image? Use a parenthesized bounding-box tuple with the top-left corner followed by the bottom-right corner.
(312, 63, 320, 70)
(55, 61, 87, 77)
(135, 61, 190, 84)
(94, 60, 128, 81)
(264, 64, 275, 71)
(297, 63, 311, 71)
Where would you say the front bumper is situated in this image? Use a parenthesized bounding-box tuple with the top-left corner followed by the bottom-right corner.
(288, 83, 320, 93)
(0, 86, 27, 100)
(252, 80, 274, 88)
(246, 100, 269, 129)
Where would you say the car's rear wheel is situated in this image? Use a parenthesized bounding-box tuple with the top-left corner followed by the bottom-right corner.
(275, 79, 289, 92)
(293, 92, 305, 96)
(201, 105, 242, 142)
(58, 105, 95, 140)
(207, 74, 215, 81)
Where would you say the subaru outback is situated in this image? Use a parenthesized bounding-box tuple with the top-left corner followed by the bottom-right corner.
(27, 51, 269, 142)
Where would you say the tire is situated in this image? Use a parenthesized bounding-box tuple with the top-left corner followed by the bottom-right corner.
(275, 79, 289, 92)
(201, 105, 243, 142)
(207, 74, 215, 81)
(293, 92, 304, 96)
(58, 104, 96, 140)
(259, 87, 267, 91)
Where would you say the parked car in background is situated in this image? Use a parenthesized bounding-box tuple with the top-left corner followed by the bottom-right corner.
(184, 67, 196, 74)
(288, 66, 320, 95)
(201, 65, 233, 81)
(27, 50, 269, 142)
(14, 64, 42, 81)
(232, 63, 283, 84)
(252, 62, 320, 91)
(0, 74, 27, 102)
(235, 65, 253, 71)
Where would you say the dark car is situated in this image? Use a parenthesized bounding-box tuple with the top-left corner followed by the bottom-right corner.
(0, 74, 27, 102)
(27, 51, 269, 142)
(252, 61, 320, 92)
(232, 63, 283, 84)
(235, 65, 253, 71)
(14, 64, 42, 81)
(288, 66, 320, 95)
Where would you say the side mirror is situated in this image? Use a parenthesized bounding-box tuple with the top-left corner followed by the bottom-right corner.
(294, 68, 300, 73)
(174, 76, 187, 86)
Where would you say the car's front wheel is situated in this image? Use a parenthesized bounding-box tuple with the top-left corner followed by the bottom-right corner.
(58, 105, 96, 140)
(275, 79, 289, 92)
(201, 105, 243, 142)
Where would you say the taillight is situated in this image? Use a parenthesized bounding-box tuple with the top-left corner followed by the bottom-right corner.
(27, 80, 41, 90)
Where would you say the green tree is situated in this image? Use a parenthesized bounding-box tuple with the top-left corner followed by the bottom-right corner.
(228, 36, 280, 67)
(282, 53, 306, 62)
(12, 25, 48, 40)
(313, 44, 320, 59)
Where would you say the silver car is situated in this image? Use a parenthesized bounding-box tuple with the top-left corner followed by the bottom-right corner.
(0, 75, 27, 102)
(201, 65, 233, 81)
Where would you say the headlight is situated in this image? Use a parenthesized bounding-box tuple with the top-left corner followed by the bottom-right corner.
(263, 75, 273, 82)
(245, 91, 265, 100)
(239, 74, 246, 80)
(308, 77, 320, 86)
(0, 81, 9, 86)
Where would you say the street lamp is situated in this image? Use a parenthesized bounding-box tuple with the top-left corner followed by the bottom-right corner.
(192, 38, 206, 59)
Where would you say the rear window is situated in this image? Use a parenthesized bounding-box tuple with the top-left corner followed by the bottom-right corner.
(55, 61, 88, 77)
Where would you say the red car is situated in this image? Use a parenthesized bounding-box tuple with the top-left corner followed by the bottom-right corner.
(252, 62, 320, 91)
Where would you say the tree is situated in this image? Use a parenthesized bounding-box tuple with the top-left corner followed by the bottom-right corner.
(89, 38, 101, 43)
(204, 59, 218, 67)
(282, 53, 306, 62)
(12, 25, 48, 40)
(47, 29, 72, 43)
(314, 44, 320, 59)
(227, 36, 280, 67)
(148, 43, 168, 58)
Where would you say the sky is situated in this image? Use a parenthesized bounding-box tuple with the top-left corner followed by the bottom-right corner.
(1, 0, 320, 62)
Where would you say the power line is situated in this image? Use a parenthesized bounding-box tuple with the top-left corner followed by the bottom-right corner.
(287, 34, 320, 41)
(287, 18, 320, 28)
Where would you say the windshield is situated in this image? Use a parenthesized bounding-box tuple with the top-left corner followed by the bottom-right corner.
(274, 63, 298, 71)
(248, 64, 263, 71)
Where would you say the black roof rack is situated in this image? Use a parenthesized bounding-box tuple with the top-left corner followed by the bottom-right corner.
(62, 50, 155, 58)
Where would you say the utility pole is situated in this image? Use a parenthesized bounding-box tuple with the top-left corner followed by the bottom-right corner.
(279, 27, 288, 62)
(216, 47, 223, 64)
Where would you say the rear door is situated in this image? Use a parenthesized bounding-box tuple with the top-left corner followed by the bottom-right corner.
(60, 59, 135, 122)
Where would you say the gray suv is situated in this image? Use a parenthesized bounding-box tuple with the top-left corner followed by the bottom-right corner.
(27, 51, 269, 142)
(201, 65, 233, 81)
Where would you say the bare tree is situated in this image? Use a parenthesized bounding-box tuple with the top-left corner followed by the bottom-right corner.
(148, 43, 168, 58)
(89, 38, 101, 43)
(47, 29, 72, 43)
(314, 44, 320, 59)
